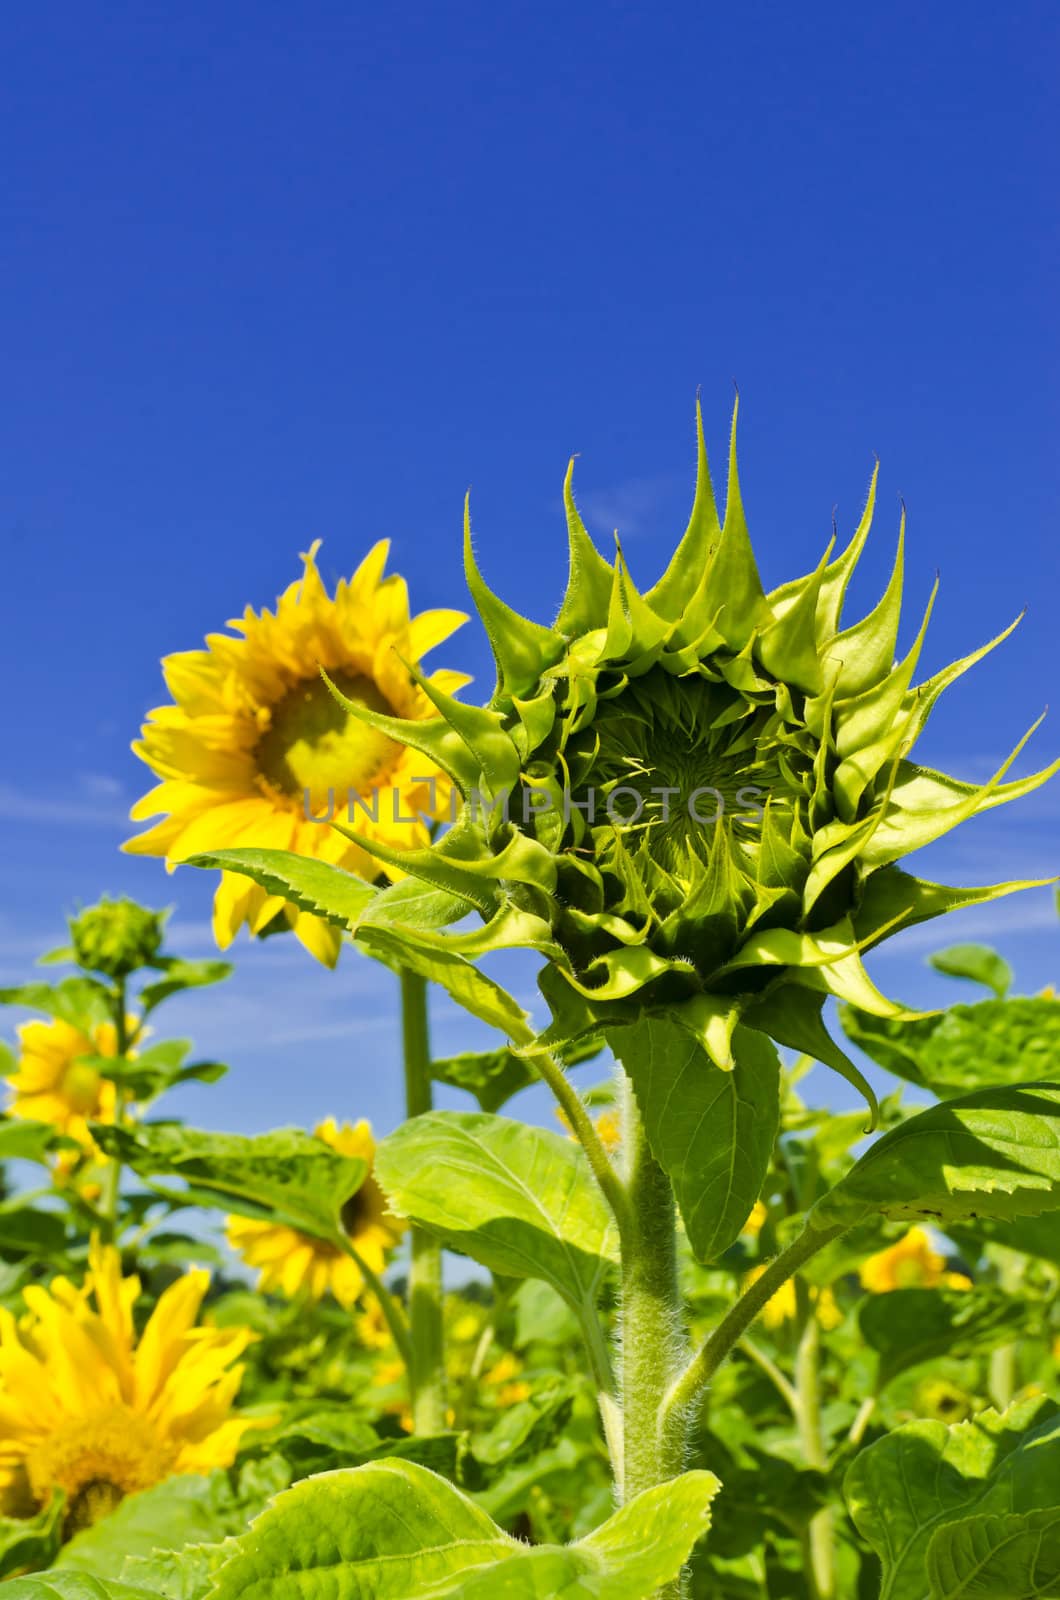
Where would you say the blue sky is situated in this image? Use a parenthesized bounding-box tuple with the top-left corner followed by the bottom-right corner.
(2, 2, 1058, 1141)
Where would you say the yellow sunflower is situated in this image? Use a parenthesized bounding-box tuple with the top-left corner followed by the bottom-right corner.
(226, 1118, 405, 1309)
(0, 1240, 257, 1533)
(556, 1105, 622, 1153)
(5, 1017, 130, 1152)
(858, 1227, 972, 1293)
(124, 541, 468, 966)
(744, 1265, 843, 1332)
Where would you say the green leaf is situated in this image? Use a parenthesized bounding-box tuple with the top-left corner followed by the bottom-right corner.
(431, 1035, 599, 1113)
(56, 1472, 247, 1582)
(92, 1123, 366, 1247)
(85, 1041, 227, 1100)
(431, 1046, 540, 1112)
(3, 1577, 158, 1600)
(859, 1287, 1025, 1391)
(841, 997, 1060, 1099)
(205, 1458, 719, 1600)
(813, 1083, 1060, 1230)
(0, 978, 112, 1027)
(122, 1543, 230, 1600)
(467, 1383, 577, 1475)
(0, 1202, 68, 1260)
(611, 1018, 780, 1262)
(356, 925, 534, 1043)
(950, 1211, 1060, 1270)
(512, 1278, 581, 1347)
(927, 1506, 1060, 1598)
(845, 1397, 1060, 1600)
(928, 943, 1013, 999)
(375, 1111, 618, 1318)
(0, 1491, 64, 1581)
(252, 1408, 460, 1480)
(182, 848, 376, 931)
(137, 958, 233, 1014)
(0, 1117, 68, 1164)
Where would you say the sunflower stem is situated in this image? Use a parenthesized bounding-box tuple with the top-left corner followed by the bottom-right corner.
(524, 1046, 633, 1243)
(662, 1220, 847, 1434)
(794, 1283, 835, 1600)
(99, 978, 129, 1243)
(616, 1072, 687, 1597)
(399, 967, 447, 1433)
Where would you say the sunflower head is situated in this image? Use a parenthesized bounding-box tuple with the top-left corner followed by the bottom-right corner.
(335, 399, 1057, 1107)
(124, 541, 468, 966)
(69, 898, 166, 980)
(226, 1118, 405, 1309)
(858, 1226, 972, 1293)
(5, 1016, 123, 1150)
(0, 1240, 257, 1534)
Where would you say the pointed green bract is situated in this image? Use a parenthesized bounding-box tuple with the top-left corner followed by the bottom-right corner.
(327, 399, 1055, 1107)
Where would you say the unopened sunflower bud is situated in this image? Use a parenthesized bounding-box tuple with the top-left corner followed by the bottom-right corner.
(332, 398, 1059, 1117)
(70, 897, 166, 979)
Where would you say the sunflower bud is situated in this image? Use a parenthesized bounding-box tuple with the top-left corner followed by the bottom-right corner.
(70, 898, 166, 979)
(332, 400, 1058, 1107)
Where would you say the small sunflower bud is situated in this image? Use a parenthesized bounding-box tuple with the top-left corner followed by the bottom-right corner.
(69, 898, 166, 979)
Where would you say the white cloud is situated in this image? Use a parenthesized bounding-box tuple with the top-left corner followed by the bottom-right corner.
(871, 889, 1059, 958)
(576, 472, 687, 540)
(0, 781, 127, 827)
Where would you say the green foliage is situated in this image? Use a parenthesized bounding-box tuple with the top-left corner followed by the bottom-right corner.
(183, 848, 376, 931)
(845, 1397, 1060, 1599)
(122, 1544, 230, 1600)
(615, 1017, 781, 1262)
(137, 960, 232, 1014)
(927, 943, 1014, 999)
(55, 1473, 250, 1580)
(2, 1578, 157, 1600)
(0, 1495, 64, 1581)
(92, 1123, 366, 1246)
(375, 1111, 618, 1316)
(431, 1035, 600, 1113)
(841, 996, 1060, 1097)
(813, 1083, 1060, 1228)
(0, 979, 113, 1028)
(204, 1459, 720, 1600)
(859, 1287, 1026, 1390)
(356, 925, 534, 1041)
(80, 1040, 227, 1100)
(0, 1118, 69, 1163)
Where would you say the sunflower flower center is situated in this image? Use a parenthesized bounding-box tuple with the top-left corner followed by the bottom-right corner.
(27, 1407, 177, 1535)
(579, 670, 801, 876)
(256, 671, 400, 811)
(340, 1182, 374, 1236)
(60, 1061, 104, 1116)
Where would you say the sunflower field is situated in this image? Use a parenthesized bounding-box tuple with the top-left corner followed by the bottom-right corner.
(3, 405, 1060, 1600)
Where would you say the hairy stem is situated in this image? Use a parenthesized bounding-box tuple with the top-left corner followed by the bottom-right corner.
(525, 1046, 633, 1242)
(617, 1074, 687, 1597)
(400, 968, 447, 1432)
(794, 1286, 835, 1600)
(663, 1220, 847, 1432)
